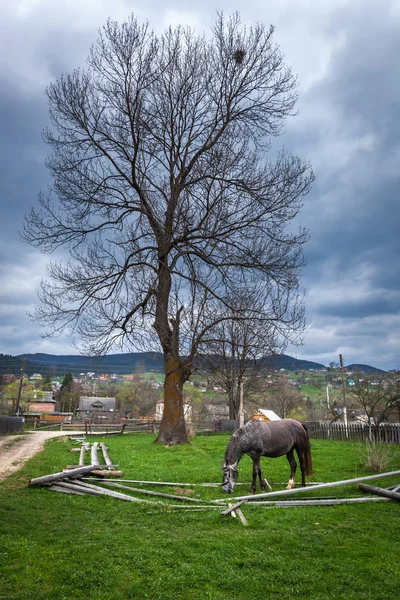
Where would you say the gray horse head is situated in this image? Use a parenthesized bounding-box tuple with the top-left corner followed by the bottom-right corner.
(221, 462, 238, 493)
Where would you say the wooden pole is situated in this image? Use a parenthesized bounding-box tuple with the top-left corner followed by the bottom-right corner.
(15, 358, 26, 417)
(217, 469, 400, 511)
(245, 497, 389, 507)
(91, 442, 100, 466)
(29, 464, 100, 486)
(236, 507, 249, 526)
(79, 442, 90, 467)
(71, 480, 161, 504)
(358, 483, 400, 501)
(81, 478, 224, 487)
(339, 353, 348, 439)
(239, 381, 244, 428)
(100, 442, 114, 470)
(48, 485, 85, 495)
(101, 481, 211, 503)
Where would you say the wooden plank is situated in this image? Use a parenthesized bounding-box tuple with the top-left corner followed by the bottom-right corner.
(29, 464, 100, 486)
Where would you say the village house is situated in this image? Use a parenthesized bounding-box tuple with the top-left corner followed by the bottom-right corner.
(77, 396, 116, 417)
(155, 398, 192, 422)
(26, 391, 56, 413)
(23, 391, 68, 423)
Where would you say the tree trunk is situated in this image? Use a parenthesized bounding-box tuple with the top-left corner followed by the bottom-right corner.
(155, 353, 189, 444)
(228, 384, 237, 420)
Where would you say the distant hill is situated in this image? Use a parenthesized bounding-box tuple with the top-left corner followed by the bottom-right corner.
(0, 351, 385, 378)
(258, 354, 326, 371)
(13, 352, 164, 376)
(346, 363, 386, 374)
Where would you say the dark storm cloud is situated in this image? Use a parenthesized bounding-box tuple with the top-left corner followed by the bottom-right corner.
(0, 84, 48, 241)
(277, 0, 400, 368)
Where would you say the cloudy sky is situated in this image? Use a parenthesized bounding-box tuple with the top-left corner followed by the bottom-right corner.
(1, 0, 399, 370)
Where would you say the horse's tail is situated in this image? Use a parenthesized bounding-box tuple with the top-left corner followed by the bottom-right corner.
(301, 423, 313, 476)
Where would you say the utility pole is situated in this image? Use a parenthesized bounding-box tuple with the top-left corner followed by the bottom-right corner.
(15, 358, 26, 417)
(239, 380, 244, 428)
(339, 354, 348, 438)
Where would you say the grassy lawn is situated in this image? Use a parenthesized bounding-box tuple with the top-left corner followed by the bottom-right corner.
(1, 432, 399, 599)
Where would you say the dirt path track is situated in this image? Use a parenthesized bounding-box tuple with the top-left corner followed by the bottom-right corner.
(0, 430, 83, 482)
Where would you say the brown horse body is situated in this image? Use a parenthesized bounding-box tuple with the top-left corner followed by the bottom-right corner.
(221, 419, 313, 493)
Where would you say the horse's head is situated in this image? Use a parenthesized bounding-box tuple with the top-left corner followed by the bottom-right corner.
(221, 462, 238, 493)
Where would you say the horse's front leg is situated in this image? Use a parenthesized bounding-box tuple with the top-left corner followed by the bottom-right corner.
(252, 457, 272, 493)
(285, 449, 297, 490)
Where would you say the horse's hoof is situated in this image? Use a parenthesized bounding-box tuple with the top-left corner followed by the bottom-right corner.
(248, 489, 256, 494)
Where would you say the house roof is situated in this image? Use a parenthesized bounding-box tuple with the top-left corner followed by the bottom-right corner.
(78, 396, 116, 411)
(31, 391, 56, 404)
(251, 409, 281, 422)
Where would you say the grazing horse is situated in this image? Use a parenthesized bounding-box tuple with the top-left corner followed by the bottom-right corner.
(221, 419, 313, 493)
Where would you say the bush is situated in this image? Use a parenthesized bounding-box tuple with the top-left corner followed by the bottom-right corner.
(360, 441, 398, 472)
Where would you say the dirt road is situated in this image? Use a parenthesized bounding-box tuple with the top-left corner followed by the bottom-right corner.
(0, 430, 82, 481)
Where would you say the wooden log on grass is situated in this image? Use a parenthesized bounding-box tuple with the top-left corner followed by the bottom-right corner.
(218, 469, 400, 514)
(247, 497, 389, 507)
(387, 483, 400, 492)
(91, 442, 100, 466)
(101, 481, 210, 503)
(358, 483, 400, 501)
(79, 442, 90, 466)
(70, 480, 162, 504)
(48, 484, 85, 495)
(100, 442, 114, 470)
(29, 464, 100, 486)
(236, 507, 249, 526)
(81, 478, 222, 487)
(49, 481, 110, 496)
(91, 470, 123, 478)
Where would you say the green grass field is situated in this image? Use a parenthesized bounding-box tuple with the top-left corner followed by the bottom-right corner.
(1, 433, 399, 599)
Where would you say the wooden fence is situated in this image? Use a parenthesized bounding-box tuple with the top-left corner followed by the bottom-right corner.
(0, 416, 24, 435)
(305, 421, 400, 444)
(123, 420, 220, 433)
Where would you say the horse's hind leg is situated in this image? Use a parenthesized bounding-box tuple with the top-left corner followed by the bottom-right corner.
(285, 449, 297, 490)
(296, 448, 307, 487)
(250, 458, 258, 493)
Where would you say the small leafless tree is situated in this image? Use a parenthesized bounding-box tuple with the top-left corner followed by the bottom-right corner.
(349, 373, 400, 440)
(23, 13, 314, 444)
(266, 375, 304, 419)
(199, 292, 286, 419)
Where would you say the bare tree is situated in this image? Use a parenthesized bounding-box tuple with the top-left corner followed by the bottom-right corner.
(23, 13, 314, 444)
(200, 293, 284, 419)
(349, 373, 400, 440)
(266, 375, 304, 419)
